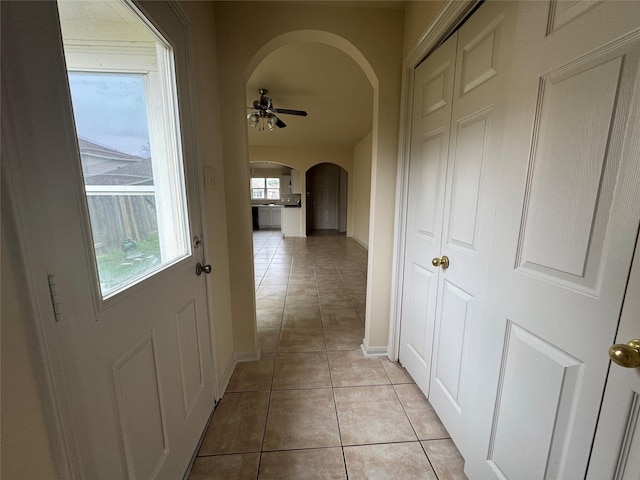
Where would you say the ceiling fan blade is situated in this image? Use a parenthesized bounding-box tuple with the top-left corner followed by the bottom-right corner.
(275, 108, 308, 117)
(275, 116, 287, 128)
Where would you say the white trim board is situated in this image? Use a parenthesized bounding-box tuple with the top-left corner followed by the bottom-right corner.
(360, 342, 388, 358)
(216, 350, 261, 398)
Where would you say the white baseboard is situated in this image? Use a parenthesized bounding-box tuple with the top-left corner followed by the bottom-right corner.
(360, 342, 388, 358)
(235, 350, 261, 362)
(217, 349, 261, 397)
(349, 235, 368, 251)
(217, 355, 237, 397)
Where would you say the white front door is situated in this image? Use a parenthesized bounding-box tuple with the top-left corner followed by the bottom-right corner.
(2, 1, 215, 478)
(588, 234, 640, 479)
(465, 1, 640, 478)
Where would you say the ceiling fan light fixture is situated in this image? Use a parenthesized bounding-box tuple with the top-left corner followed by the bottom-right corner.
(247, 112, 259, 129)
(267, 114, 278, 131)
(247, 89, 308, 132)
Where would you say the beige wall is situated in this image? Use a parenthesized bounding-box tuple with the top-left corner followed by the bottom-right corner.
(181, 1, 236, 387)
(353, 131, 373, 248)
(403, 1, 446, 60)
(214, 1, 404, 353)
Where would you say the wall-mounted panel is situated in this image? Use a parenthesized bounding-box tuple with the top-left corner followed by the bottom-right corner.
(547, 0, 602, 35)
(446, 109, 492, 253)
(176, 297, 204, 418)
(488, 322, 582, 479)
(460, 15, 503, 96)
(406, 263, 435, 364)
(112, 335, 168, 479)
(615, 392, 640, 479)
(422, 62, 452, 117)
(517, 52, 626, 293)
(413, 132, 445, 239)
(432, 280, 472, 410)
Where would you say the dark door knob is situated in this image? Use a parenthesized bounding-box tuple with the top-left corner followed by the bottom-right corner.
(196, 263, 212, 276)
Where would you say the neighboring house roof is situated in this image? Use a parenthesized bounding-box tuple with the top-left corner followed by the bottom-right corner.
(78, 136, 153, 186)
(78, 137, 144, 162)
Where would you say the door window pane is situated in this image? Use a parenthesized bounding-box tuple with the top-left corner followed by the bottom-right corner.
(59, 0, 190, 298)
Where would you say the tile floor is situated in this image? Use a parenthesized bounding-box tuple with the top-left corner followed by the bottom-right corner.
(190, 230, 467, 479)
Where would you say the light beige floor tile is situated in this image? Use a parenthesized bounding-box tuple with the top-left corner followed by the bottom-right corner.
(282, 307, 322, 328)
(288, 275, 316, 283)
(344, 443, 437, 480)
(381, 357, 415, 384)
(189, 453, 260, 480)
(266, 261, 291, 277)
(257, 298, 286, 310)
(278, 327, 326, 352)
(226, 354, 275, 392)
(316, 284, 346, 292)
(422, 439, 468, 480)
(328, 350, 390, 387)
(320, 296, 354, 309)
(324, 326, 364, 351)
(349, 294, 367, 308)
(394, 384, 449, 440)
(258, 448, 346, 480)
(256, 285, 287, 295)
(321, 308, 363, 328)
(256, 292, 286, 303)
(333, 385, 416, 445)
(272, 352, 331, 389)
(199, 392, 269, 455)
(257, 328, 280, 354)
(260, 277, 289, 286)
(286, 286, 318, 296)
(263, 389, 341, 450)
(257, 312, 282, 329)
(284, 295, 321, 309)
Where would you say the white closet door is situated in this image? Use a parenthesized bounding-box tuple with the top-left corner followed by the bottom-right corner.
(588, 235, 640, 479)
(465, 1, 640, 478)
(427, 1, 518, 453)
(399, 32, 457, 396)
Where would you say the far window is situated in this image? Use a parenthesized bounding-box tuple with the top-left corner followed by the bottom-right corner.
(251, 177, 280, 200)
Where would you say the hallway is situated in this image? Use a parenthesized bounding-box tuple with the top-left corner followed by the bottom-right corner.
(189, 230, 467, 479)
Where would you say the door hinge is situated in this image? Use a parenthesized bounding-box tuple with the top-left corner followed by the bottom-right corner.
(47, 274, 63, 322)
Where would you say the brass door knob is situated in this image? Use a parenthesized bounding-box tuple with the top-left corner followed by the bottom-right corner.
(608, 339, 640, 368)
(432, 255, 450, 270)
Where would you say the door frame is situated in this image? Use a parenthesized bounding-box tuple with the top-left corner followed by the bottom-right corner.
(1, 1, 218, 478)
(389, 0, 477, 360)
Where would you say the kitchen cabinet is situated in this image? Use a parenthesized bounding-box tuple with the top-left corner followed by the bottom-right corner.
(282, 208, 302, 237)
(280, 175, 292, 194)
(257, 205, 281, 228)
(271, 206, 281, 226)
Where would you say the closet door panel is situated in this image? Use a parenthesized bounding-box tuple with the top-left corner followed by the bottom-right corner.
(399, 33, 457, 396)
(429, 1, 518, 455)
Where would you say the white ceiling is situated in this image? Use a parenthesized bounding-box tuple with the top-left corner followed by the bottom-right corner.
(246, 42, 373, 148)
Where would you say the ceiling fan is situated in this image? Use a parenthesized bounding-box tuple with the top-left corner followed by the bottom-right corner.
(247, 89, 308, 130)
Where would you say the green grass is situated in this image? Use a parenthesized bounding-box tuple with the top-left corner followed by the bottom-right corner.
(96, 235, 161, 295)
